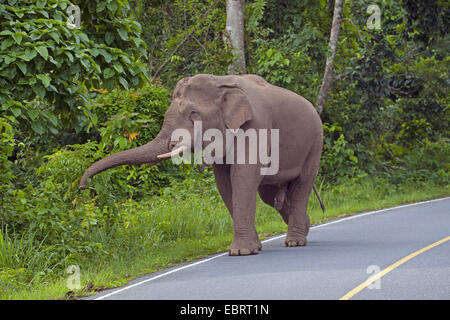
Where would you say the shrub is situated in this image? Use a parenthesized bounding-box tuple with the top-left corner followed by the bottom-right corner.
(0, 117, 15, 201)
(319, 123, 359, 184)
(387, 138, 450, 185)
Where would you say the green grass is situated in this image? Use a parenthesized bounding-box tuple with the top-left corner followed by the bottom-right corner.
(1, 176, 449, 300)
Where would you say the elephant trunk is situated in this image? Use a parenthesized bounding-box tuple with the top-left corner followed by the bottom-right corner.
(79, 135, 169, 190)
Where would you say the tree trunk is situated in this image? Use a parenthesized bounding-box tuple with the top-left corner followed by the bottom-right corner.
(315, 0, 344, 114)
(225, 0, 246, 74)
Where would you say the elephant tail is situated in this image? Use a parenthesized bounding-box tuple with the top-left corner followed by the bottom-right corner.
(312, 184, 326, 212)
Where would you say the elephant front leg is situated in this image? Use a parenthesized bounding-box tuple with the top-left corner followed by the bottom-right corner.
(228, 165, 262, 256)
(213, 164, 261, 251)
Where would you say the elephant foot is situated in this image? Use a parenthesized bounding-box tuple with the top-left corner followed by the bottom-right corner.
(284, 235, 307, 247)
(228, 238, 260, 256)
(255, 232, 262, 251)
(228, 247, 259, 256)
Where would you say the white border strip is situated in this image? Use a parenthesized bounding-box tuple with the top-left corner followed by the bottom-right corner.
(94, 196, 449, 300)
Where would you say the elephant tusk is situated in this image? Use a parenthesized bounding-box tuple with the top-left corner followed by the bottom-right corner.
(156, 145, 188, 159)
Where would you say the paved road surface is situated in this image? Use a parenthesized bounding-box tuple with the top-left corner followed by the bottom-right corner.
(88, 197, 450, 300)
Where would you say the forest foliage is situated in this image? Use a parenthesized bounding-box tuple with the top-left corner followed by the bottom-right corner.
(0, 0, 448, 294)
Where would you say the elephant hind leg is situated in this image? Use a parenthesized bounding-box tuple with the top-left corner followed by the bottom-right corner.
(282, 147, 321, 247)
(281, 177, 313, 247)
(258, 179, 312, 246)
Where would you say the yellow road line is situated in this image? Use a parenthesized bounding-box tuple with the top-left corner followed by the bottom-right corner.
(339, 236, 450, 300)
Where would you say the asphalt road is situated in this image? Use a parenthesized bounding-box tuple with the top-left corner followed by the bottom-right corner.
(88, 197, 450, 300)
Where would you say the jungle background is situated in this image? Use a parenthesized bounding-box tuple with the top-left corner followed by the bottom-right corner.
(0, 0, 448, 298)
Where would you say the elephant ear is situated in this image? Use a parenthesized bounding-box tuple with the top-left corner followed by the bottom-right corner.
(218, 82, 253, 131)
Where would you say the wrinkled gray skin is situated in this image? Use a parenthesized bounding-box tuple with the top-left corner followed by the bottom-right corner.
(79, 74, 323, 256)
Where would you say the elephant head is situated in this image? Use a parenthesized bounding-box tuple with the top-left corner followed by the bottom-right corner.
(79, 74, 254, 189)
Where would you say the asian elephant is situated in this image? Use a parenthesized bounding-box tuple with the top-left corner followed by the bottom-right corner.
(79, 74, 324, 256)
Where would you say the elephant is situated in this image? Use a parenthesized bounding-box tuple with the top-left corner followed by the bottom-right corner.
(79, 74, 325, 256)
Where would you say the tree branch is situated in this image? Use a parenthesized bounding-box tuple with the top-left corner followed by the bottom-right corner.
(151, 1, 219, 81)
(151, 28, 196, 81)
(315, 0, 344, 115)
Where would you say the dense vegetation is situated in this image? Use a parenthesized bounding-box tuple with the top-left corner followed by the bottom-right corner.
(0, 0, 448, 298)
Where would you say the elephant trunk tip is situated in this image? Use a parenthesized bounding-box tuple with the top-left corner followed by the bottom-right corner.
(78, 184, 87, 190)
(78, 174, 89, 190)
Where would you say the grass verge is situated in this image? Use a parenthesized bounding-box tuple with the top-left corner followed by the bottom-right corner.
(1, 175, 449, 300)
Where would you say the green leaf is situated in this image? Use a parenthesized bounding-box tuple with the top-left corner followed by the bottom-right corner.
(117, 28, 128, 41)
(90, 48, 99, 57)
(49, 126, 59, 135)
(11, 107, 21, 117)
(98, 49, 112, 63)
(104, 68, 115, 79)
(105, 32, 114, 45)
(36, 46, 49, 60)
(4, 56, 16, 65)
(46, 113, 58, 127)
(129, 66, 139, 76)
(31, 121, 44, 135)
(80, 58, 90, 70)
(64, 51, 74, 62)
(32, 84, 46, 99)
(118, 137, 128, 150)
(112, 62, 123, 74)
(16, 61, 27, 75)
(47, 84, 58, 93)
(25, 48, 37, 61)
(36, 0, 47, 8)
(96, 1, 106, 13)
(49, 31, 60, 43)
(1, 38, 14, 50)
(37, 74, 51, 88)
(27, 109, 39, 121)
(119, 77, 128, 90)
(78, 32, 89, 43)
(12, 32, 23, 44)
(121, 55, 131, 64)
(30, 32, 42, 41)
(109, 1, 118, 13)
